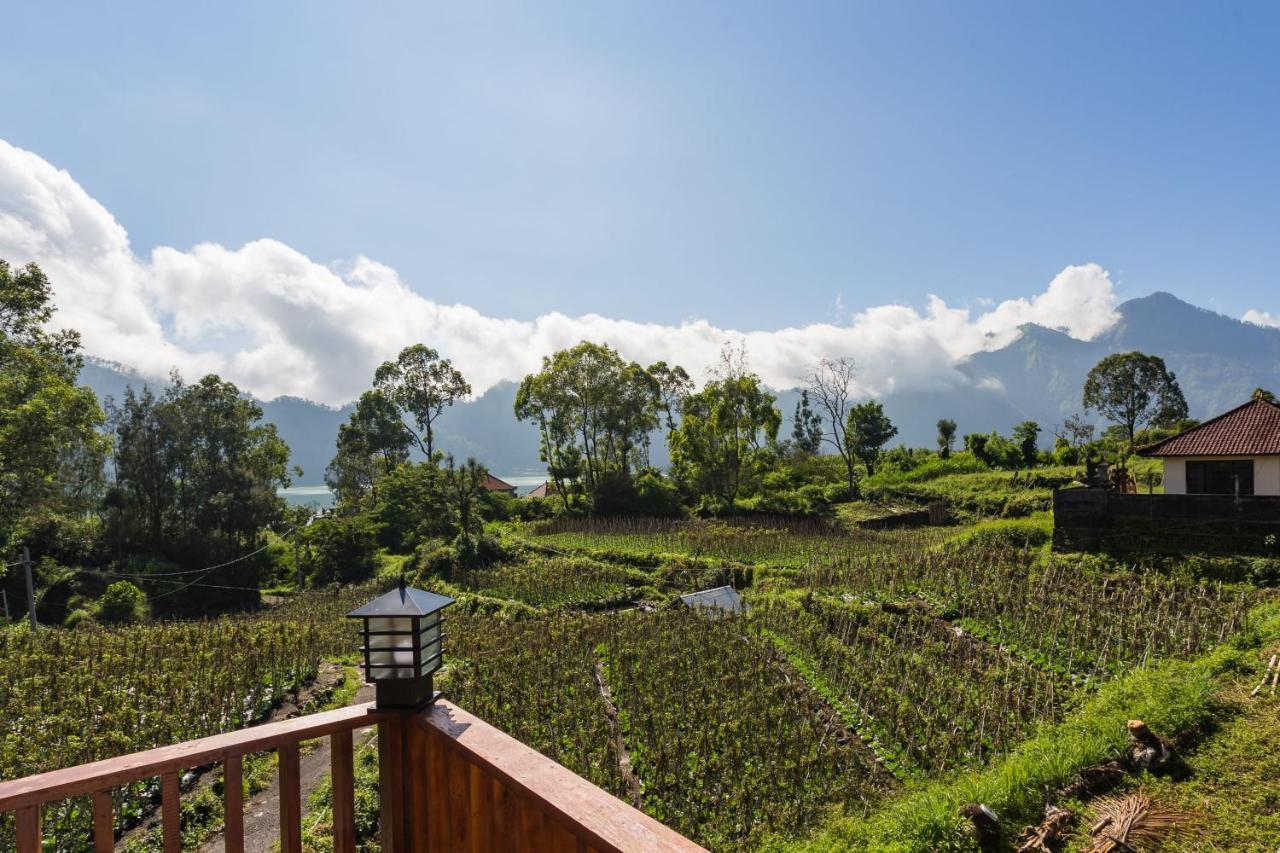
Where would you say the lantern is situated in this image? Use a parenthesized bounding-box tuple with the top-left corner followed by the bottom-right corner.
(348, 578, 455, 710)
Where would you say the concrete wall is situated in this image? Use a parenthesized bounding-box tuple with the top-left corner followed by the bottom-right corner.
(1160, 455, 1280, 496)
(1053, 488, 1280, 554)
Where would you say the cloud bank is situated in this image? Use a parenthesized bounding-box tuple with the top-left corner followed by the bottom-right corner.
(0, 139, 1122, 406)
(1244, 309, 1280, 329)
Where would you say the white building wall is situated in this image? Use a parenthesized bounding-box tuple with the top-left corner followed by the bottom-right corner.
(1160, 455, 1280, 495)
(1162, 458, 1186, 494)
(1257, 456, 1280, 496)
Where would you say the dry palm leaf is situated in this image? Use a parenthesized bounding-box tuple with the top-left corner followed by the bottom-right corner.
(1083, 792, 1196, 852)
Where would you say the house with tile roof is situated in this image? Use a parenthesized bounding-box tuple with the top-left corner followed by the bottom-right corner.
(1137, 397, 1280, 496)
(481, 473, 518, 496)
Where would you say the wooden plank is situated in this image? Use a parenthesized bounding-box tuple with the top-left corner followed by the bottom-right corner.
(492, 777, 516, 853)
(445, 742, 470, 848)
(162, 771, 181, 853)
(0, 703, 389, 812)
(330, 731, 356, 853)
(92, 790, 114, 852)
(468, 761, 492, 853)
(15, 804, 40, 853)
(278, 742, 302, 853)
(425, 723, 449, 852)
(406, 720, 431, 853)
(224, 754, 245, 853)
(418, 702, 705, 852)
(519, 801, 546, 852)
(377, 717, 406, 853)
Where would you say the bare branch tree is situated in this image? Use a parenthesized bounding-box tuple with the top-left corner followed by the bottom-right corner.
(805, 357, 858, 497)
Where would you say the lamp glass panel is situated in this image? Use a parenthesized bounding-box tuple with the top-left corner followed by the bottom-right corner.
(367, 616, 413, 632)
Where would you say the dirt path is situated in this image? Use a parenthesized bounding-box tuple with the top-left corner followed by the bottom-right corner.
(197, 681, 376, 853)
(593, 659, 644, 808)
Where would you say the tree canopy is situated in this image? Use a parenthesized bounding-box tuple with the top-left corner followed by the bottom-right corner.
(0, 261, 106, 550)
(1082, 352, 1188, 442)
(374, 344, 470, 458)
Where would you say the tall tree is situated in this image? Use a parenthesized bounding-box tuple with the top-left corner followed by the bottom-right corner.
(805, 357, 859, 497)
(326, 390, 411, 504)
(106, 373, 291, 602)
(845, 400, 897, 477)
(671, 347, 780, 503)
(0, 261, 106, 549)
(443, 455, 488, 560)
(936, 418, 957, 459)
(1011, 420, 1041, 467)
(792, 390, 824, 455)
(647, 361, 694, 436)
(514, 342, 664, 504)
(1082, 352, 1188, 442)
(374, 344, 470, 459)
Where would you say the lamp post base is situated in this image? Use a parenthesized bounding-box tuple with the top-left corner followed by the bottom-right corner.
(372, 677, 440, 711)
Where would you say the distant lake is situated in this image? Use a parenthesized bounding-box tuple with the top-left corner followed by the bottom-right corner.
(280, 473, 547, 508)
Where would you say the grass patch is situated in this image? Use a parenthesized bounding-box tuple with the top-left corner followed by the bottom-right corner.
(777, 604, 1280, 851)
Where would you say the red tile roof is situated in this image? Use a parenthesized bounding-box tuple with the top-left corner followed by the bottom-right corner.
(1137, 398, 1280, 457)
(482, 473, 516, 492)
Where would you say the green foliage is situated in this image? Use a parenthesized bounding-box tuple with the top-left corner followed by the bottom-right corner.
(790, 656, 1217, 851)
(304, 515, 380, 585)
(936, 418, 957, 458)
(866, 452, 987, 484)
(97, 579, 147, 624)
(1083, 351, 1189, 442)
(1011, 420, 1040, 467)
(103, 373, 290, 609)
(670, 352, 780, 503)
(844, 399, 897, 477)
(0, 260, 107, 551)
(941, 514, 1053, 553)
(791, 390, 824, 454)
(326, 389, 411, 505)
(374, 343, 470, 458)
(515, 341, 665, 506)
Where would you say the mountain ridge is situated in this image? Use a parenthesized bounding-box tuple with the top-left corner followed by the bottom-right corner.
(79, 292, 1280, 477)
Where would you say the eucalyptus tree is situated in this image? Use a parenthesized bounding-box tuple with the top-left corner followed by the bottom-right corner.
(671, 348, 781, 504)
(0, 261, 106, 550)
(515, 342, 665, 507)
(326, 390, 412, 505)
(374, 344, 470, 459)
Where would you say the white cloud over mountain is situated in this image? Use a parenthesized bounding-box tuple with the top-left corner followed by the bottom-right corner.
(1244, 309, 1280, 329)
(1, 139, 1122, 405)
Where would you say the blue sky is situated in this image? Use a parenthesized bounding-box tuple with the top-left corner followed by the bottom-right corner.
(2, 1, 1277, 331)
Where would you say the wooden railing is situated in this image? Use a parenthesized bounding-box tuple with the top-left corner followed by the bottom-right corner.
(0, 699, 703, 853)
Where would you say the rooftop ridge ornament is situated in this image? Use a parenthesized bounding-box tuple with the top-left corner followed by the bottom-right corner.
(348, 581, 455, 710)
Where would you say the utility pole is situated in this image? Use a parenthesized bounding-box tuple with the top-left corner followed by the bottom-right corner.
(1, 588, 9, 621)
(23, 546, 37, 630)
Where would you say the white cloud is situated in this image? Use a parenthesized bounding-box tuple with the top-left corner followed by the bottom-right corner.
(1244, 309, 1280, 329)
(0, 139, 1122, 405)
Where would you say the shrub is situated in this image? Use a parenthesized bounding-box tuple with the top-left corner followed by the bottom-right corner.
(64, 608, 95, 629)
(306, 514, 380, 585)
(97, 580, 147, 624)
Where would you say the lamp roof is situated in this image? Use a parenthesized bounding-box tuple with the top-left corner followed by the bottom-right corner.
(347, 584, 455, 618)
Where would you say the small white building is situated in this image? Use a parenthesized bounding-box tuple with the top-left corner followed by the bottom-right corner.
(1137, 398, 1280, 496)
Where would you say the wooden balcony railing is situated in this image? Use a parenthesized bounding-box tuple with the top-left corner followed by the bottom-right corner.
(0, 699, 704, 853)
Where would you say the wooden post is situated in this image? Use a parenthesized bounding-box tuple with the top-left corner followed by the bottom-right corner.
(224, 754, 245, 853)
(330, 730, 356, 853)
(377, 716, 407, 853)
(92, 790, 114, 852)
(279, 742, 302, 853)
(161, 771, 181, 853)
